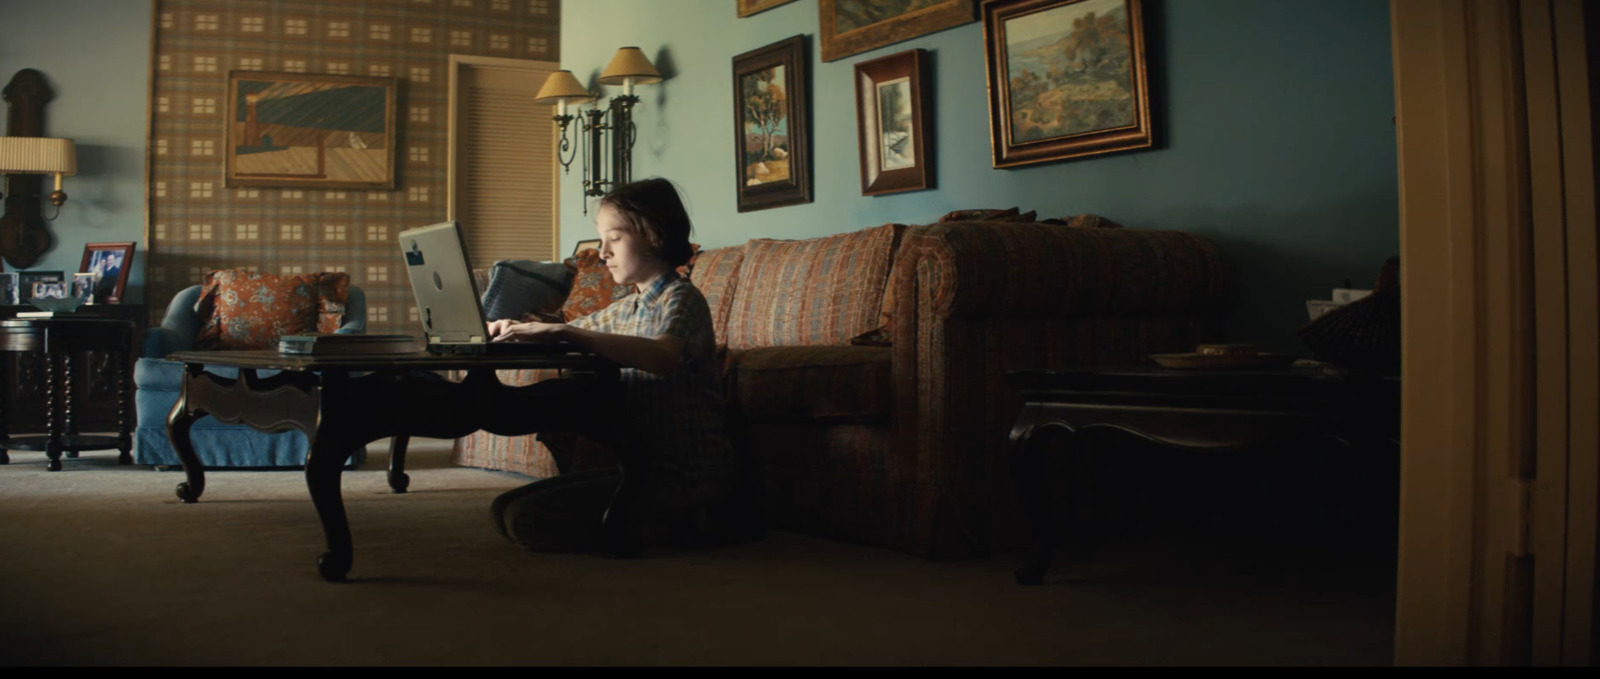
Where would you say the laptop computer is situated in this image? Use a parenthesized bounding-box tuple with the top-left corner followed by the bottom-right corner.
(397, 221, 578, 356)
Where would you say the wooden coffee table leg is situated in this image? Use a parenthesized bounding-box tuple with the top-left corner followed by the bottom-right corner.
(1011, 407, 1071, 586)
(167, 365, 207, 502)
(305, 432, 354, 583)
(387, 435, 410, 494)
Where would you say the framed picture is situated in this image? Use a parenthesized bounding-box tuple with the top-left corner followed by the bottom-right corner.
(71, 273, 96, 303)
(572, 239, 601, 256)
(983, 0, 1152, 168)
(738, 0, 798, 17)
(224, 71, 398, 190)
(18, 271, 63, 300)
(30, 280, 69, 300)
(820, 0, 977, 62)
(0, 272, 19, 305)
(733, 35, 812, 213)
(855, 49, 933, 196)
(79, 242, 136, 304)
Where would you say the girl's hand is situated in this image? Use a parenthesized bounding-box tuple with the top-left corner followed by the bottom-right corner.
(489, 320, 566, 343)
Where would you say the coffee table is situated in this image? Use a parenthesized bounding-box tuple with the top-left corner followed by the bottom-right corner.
(1006, 366, 1400, 586)
(165, 349, 621, 582)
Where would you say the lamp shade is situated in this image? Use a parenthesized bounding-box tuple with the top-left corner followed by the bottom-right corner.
(0, 137, 77, 174)
(598, 47, 661, 86)
(534, 70, 595, 104)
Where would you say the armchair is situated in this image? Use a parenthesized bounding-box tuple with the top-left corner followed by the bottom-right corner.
(132, 282, 368, 468)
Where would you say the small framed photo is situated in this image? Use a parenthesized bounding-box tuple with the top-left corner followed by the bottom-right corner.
(572, 239, 601, 256)
(72, 273, 97, 303)
(854, 49, 933, 196)
(0, 272, 19, 305)
(79, 242, 136, 304)
(18, 271, 63, 300)
(30, 280, 70, 300)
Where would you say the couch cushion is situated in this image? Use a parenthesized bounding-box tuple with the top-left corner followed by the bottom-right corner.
(192, 270, 350, 350)
(725, 345, 892, 422)
(723, 223, 903, 350)
(687, 246, 745, 347)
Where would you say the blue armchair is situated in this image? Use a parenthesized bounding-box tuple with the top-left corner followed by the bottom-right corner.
(133, 283, 368, 468)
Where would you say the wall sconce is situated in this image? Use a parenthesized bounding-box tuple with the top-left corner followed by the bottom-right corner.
(0, 136, 78, 219)
(536, 47, 661, 214)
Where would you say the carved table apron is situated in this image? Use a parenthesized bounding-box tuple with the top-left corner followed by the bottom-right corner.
(1005, 367, 1400, 586)
(165, 350, 621, 582)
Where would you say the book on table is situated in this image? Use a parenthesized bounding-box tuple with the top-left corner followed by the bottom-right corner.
(277, 333, 423, 356)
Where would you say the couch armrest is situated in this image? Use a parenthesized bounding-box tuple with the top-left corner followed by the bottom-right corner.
(334, 286, 367, 335)
(143, 285, 206, 358)
(893, 221, 1233, 321)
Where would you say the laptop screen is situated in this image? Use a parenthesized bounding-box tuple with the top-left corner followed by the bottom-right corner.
(397, 221, 491, 345)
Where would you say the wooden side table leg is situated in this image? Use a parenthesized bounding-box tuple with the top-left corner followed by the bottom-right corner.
(0, 352, 10, 465)
(115, 348, 132, 465)
(387, 435, 410, 494)
(44, 352, 63, 471)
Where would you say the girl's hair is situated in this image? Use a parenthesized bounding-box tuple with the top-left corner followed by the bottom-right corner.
(599, 178, 695, 268)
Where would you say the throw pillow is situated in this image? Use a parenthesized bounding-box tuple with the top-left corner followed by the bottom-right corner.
(193, 270, 351, 350)
(481, 259, 574, 323)
(1045, 214, 1124, 228)
(724, 223, 905, 350)
(558, 248, 634, 322)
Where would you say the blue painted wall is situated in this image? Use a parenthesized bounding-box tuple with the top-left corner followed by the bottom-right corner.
(561, 0, 1399, 352)
(0, 0, 151, 303)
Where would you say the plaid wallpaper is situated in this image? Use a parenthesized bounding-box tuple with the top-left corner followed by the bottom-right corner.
(148, 0, 560, 335)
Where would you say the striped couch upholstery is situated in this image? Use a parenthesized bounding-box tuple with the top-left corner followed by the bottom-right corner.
(452, 219, 1231, 558)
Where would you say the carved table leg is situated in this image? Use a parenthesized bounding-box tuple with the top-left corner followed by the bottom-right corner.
(115, 349, 132, 465)
(44, 352, 62, 471)
(167, 365, 207, 502)
(63, 353, 79, 460)
(387, 435, 410, 494)
(1011, 406, 1071, 586)
(0, 351, 9, 465)
(305, 432, 355, 583)
(602, 459, 645, 559)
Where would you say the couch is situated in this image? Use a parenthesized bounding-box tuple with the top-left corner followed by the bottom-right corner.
(452, 215, 1232, 557)
(134, 272, 368, 468)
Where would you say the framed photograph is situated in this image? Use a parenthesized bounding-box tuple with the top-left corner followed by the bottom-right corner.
(820, 0, 977, 62)
(733, 35, 812, 213)
(71, 273, 97, 303)
(855, 49, 933, 196)
(0, 272, 19, 305)
(738, 0, 798, 17)
(224, 71, 398, 190)
(30, 280, 69, 300)
(18, 271, 63, 300)
(572, 239, 601, 256)
(983, 0, 1152, 168)
(79, 242, 136, 304)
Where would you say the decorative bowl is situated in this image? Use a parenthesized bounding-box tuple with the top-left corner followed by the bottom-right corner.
(27, 296, 87, 313)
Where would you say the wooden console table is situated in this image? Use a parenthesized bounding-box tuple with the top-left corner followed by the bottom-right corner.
(0, 317, 135, 470)
(1006, 366, 1400, 586)
(165, 350, 621, 582)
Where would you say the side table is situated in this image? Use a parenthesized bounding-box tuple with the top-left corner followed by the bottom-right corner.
(0, 317, 136, 470)
(1006, 366, 1400, 586)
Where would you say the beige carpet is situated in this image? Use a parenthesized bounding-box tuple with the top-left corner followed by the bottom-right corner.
(0, 438, 1395, 666)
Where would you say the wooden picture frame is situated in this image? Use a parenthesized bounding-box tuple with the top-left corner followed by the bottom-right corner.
(820, 0, 977, 62)
(17, 271, 63, 300)
(572, 239, 601, 256)
(79, 241, 136, 304)
(224, 71, 398, 190)
(982, 0, 1152, 168)
(855, 49, 933, 196)
(737, 0, 799, 17)
(733, 35, 812, 213)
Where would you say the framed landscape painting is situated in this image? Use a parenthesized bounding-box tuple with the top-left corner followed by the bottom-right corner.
(982, 0, 1152, 168)
(224, 71, 398, 189)
(855, 49, 933, 196)
(737, 0, 798, 17)
(732, 35, 812, 212)
(820, 0, 977, 62)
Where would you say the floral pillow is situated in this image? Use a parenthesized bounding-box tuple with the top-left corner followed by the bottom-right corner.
(193, 270, 351, 350)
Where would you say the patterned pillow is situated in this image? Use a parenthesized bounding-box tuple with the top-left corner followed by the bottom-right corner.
(937, 207, 1037, 223)
(193, 270, 351, 350)
(725, 223, 905, 350)
(1043, 214, 1124, 228)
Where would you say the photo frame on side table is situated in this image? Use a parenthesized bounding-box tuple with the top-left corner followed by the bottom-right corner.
(855, 49, 933, 196)
(224, 71, 398, 190)
(982, 0, 1152, 168)
(79, 241, 135, 304)
(733, 35, 812, 213)
(0, 273, 18, 305)
(17, 271, 63, 300)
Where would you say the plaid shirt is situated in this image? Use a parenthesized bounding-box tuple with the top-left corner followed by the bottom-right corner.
(570, 272, 734, 505)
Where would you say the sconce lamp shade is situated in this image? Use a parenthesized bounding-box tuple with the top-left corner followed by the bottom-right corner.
(534, 70, 595, 105)
(0, 137, 77, 175)
(598, 47, 662, 86)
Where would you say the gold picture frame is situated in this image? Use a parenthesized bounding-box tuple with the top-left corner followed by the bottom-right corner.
(737, 0, 799, 18)
(224, 71, 398, 189)
(982, 0, 1153, 168)
(819, 0, 977, 62)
